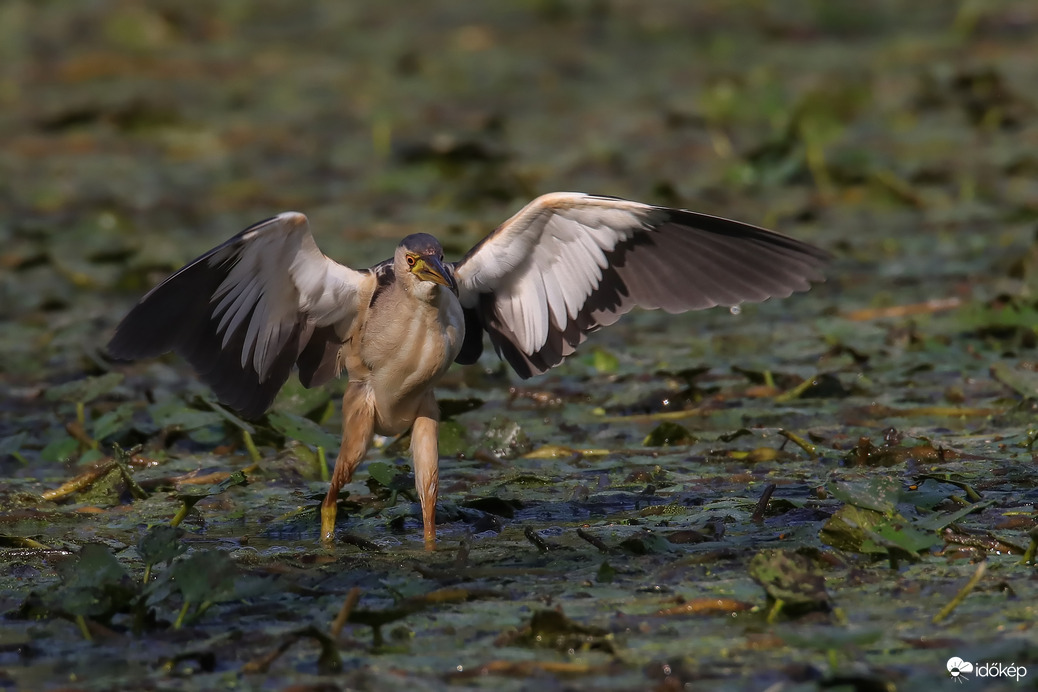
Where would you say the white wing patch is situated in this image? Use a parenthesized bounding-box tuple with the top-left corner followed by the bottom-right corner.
(456, 193, 655, 354)
(206, 212, 366, 380)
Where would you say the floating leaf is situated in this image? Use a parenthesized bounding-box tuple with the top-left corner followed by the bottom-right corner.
(479, 417, 532, 459)
(40, 435, 80, 463)
(862, 518, 941, 555)
(91, 403, 137, 441)
(168, 550, 239, 605)
(268, 410, 339, 449)
(460, 496, 521, 518)
(437, 420, 469, 456)
(501, 609, 615, 654)
(137, 525, 187, 569)
(49, 544, 136, 621)
(820, 504, 940, 558)
(619, 532, 673, 555)
(828, 476, 901, 514)
(915, 499, 995, 531)
(591, 347, 619, 373)
(45, 373, 124, 404)
(173, 470, 248, 524)
(748, 549, 830, 615)
(0, 432, 29, 460)
(149, 403, 225, 432)
(643, 421, 696, 447)
(366, 461, 406, 490)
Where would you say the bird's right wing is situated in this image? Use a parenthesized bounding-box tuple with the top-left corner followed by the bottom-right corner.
(107, 212, 373, 418)
(452, 193, 829, 377)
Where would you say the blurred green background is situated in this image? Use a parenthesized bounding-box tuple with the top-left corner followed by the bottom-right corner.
(2, 1, 1038, 690)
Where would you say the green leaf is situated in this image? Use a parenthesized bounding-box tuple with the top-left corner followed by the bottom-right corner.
(819, 504, 886, 552)
(437, 419, 468, 456)
(206, 470, 248, 496)
(175, 471, 248, 515)
(179, 470, 248, 503)
(367, 461, 404, 489)
(272, 377, 333, 417)
(50, 544, 136, 620)
(200, 395, 256, 434)
(990, 361, 1038, 400)
(40, 435, 80, 463)
(45, 373, 124, 404)
(149, 402, 225, 432)
(479, 417, 532, 459)
(591, 347, 619, 373)
(828, 476, 900, 514)
(863, 519, 941, 554)
(267, 411, 339, 449)
(915, 499, 995, 532)
(168, 550, 239, 604)
(820, 504, 940, 557)
(0, 432, 28, 459)
(643, 421, 696, 447)
(748, 549, 830, 611)
(91, 403, 136, 441)
(62, 543, 130, 586)
(137, 525, 187, 568)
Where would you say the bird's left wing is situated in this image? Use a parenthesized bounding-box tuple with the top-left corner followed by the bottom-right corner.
(107, 212, 373, 417)
(452, 192, 829, 377)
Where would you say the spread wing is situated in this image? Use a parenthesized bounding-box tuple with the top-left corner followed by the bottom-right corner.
(107, 212, 373, 418)
(452, 192, 830, 378)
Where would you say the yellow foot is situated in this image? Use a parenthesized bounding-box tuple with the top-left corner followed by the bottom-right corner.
(320, 504, 337, 543)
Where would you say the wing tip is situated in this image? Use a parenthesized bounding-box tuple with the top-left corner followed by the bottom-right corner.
(279, 211, 308, 227)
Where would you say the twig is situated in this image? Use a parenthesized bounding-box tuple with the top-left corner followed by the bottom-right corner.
(933, 560, 987, 625)
(523, 526, 553, 553)
(338, 533, 383, 552)
(242, 626, 342, 675)
(777, 429, 819, 459)
(241, 430, 261, 464)
(330, 587, 361, 638)
(75, 614, 93, 642)
(454, 538, 470, 568)
(41, 462, 116, 501)
(773, 377, 817, 403)
(843, 297, 961, 321)
(751, 484, 776, 524)
(576, 528, 611, 553)
(657, 597, 754, 616)
(112, 444, 149, 500)
(1021, 527, 1038, 565)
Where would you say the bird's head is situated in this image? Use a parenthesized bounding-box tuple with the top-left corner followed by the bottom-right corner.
(396, 233, 457, 295)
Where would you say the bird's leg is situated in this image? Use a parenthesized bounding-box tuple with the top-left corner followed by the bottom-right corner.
(322, 383, 374, 543)
(411, 393, 440, 551)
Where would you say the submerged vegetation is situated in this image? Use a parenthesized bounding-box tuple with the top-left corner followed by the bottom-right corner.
(2, 1, 1038, 689)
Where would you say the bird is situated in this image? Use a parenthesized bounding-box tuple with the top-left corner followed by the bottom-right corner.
(107, 192, 829, 550)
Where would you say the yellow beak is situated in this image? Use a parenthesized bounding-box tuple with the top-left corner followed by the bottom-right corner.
(411, 256, 456, 293)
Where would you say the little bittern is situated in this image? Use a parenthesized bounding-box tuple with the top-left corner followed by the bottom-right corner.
(108, 192, 828, 549)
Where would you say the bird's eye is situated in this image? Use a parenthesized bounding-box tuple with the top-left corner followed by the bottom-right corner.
(406, 255, 416, 267)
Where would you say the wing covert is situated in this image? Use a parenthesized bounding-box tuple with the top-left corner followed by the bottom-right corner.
(107, 212, 371, 417)
(452, 193, 829, 378)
